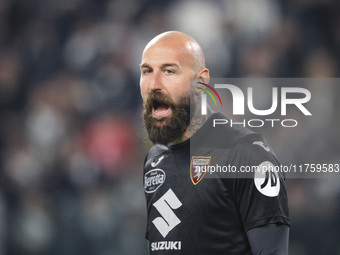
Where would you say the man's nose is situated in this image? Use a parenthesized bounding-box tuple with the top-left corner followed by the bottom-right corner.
(149, 72, 163, 92)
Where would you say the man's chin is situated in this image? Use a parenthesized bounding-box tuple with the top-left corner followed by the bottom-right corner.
(151, 116, 171, 126)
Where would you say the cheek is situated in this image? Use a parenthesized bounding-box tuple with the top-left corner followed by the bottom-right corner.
(140, 82, 148, 99)
(171, 89, 190, 104)
(177, 81, 191, 96)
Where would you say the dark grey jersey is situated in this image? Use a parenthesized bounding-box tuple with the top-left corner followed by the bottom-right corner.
(143, 113, 290, 254)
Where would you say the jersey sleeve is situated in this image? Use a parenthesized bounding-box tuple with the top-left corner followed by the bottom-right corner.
(225, 135, 290, 232)
(247, 224, 289, 255)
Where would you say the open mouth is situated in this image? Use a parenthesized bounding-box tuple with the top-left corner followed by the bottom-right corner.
(152, 101, 171, 119)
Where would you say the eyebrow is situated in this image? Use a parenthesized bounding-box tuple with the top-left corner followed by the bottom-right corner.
(140, 63, 180, 69)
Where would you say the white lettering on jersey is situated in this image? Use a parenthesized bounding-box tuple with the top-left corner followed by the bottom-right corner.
(254, 161, 280, 197)
(152, 188, 182, 238)
(144, 169, 166, 193)
(151, 241, 181, 251)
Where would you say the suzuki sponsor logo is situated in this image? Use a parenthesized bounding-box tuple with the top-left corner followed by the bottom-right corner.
(152, 189, 182, 238)
(151, 241, 181, 251)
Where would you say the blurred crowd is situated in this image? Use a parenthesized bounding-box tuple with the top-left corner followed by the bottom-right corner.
(0, 0, 339, 254)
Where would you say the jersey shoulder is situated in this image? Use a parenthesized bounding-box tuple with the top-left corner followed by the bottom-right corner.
(144, 144, 169, 168)
(146, 144, 168, 160)
(232, 133, 278, 164)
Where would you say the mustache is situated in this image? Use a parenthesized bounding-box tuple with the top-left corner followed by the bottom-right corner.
(143, 91, 176, 113)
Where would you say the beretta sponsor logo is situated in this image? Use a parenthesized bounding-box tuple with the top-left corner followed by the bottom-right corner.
(144, 169, 166, 193)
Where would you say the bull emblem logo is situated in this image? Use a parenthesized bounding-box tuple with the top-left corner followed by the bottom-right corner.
(190, 156, 211, 185)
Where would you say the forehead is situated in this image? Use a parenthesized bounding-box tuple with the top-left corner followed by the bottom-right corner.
(141, 41, 194, 68)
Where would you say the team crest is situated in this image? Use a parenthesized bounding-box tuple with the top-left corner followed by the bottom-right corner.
(190, 156, 211, 185)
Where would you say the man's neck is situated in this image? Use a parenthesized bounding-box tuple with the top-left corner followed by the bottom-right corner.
(170, 111, 212, 145)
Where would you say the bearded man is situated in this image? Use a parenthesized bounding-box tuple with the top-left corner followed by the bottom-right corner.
(140, 31, 289, 255)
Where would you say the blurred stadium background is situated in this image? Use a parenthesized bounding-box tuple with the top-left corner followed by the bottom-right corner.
(0, 0, 339, 254)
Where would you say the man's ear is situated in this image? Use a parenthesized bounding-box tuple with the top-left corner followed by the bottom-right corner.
(199, 68, 210, 82)
(195, 68, 210, 93)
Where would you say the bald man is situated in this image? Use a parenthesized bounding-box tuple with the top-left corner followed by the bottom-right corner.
(140, 31, 208, 145)
(141, 31, 289, 255)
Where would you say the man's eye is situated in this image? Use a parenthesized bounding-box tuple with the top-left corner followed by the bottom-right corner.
(165, 69, 174, 74)
(143, 69, 152, 74)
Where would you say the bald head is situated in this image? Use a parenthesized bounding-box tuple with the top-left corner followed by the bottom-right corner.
(142, 31, 206, 72)
(140, 31, 209, 144)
